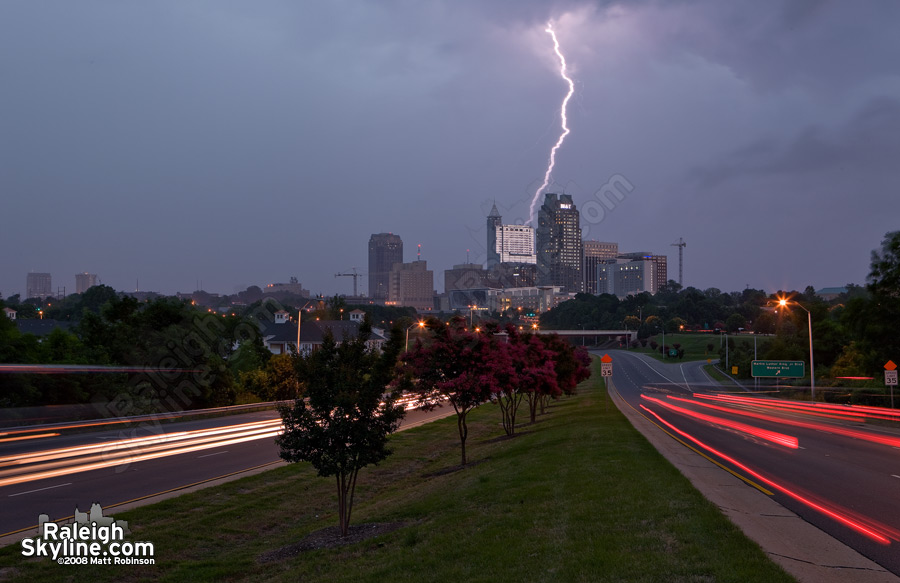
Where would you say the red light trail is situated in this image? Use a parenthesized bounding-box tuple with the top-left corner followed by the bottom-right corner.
(640, 405, 894, 545)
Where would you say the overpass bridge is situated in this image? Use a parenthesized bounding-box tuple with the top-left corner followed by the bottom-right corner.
(534, 329, 637, 346)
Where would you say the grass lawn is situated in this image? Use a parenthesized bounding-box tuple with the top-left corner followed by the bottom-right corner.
(0, 360, 794, 582)
(628, 332, 763, 363)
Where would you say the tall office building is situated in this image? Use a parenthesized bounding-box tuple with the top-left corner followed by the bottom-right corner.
(614, 258, 658, 296)
(652, 255, 668, 291)
(619, 252, 667, 293)
(583, 241, 619, 294)
(75, 273, 98, 294)
(388, 260, 434, 311)
(486, 204, 536, 268)
(26, 272, 52, 299)
(536, 193, 583, 293)
(368, 233, 403, 300)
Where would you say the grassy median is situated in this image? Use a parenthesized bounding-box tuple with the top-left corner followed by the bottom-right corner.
(0, 360, 793, 582)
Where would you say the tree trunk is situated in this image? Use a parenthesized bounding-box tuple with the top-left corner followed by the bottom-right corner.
(457, 410, 468, 466)
(527, 392, 538, 423)
(336, 474, 348, 537)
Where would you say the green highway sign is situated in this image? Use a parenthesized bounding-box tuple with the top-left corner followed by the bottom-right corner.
(751, 360, 805, 378)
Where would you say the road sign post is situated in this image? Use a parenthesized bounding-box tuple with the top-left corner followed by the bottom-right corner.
(600, 353, 613, 377)
(751, 360, 805, 379)
(886, 361, 897, 408)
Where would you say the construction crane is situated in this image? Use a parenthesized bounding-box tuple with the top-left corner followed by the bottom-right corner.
(671, 237, 686, 286)
(335, 267, 363, 297)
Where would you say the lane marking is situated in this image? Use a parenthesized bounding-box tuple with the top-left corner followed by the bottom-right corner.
(9, 482, 72, 497)
(198, 451, 229, 459)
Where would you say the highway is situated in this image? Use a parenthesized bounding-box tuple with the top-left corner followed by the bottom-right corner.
(602, 349, 900, 576)
(0, 404, 450, 541)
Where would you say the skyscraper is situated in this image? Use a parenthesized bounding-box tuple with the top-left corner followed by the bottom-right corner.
(26, 272, 52, 299)
(583, 241, 618, 295)
(486, 204, 537, 268)
(368, 233, 403, 300)
(536, 193, 583, 293)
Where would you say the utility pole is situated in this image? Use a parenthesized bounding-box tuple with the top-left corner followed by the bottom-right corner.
(671, 237, 686, 286)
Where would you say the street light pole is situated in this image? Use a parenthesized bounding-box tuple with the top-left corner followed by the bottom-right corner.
(779, 299, 815, 402)
(406, 321, 425, 352)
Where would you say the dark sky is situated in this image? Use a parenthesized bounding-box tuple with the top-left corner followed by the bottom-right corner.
(3, 0, 899, 299)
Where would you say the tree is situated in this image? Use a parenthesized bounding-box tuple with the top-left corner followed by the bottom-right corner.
(490, 326, 559, 434)
(868, 232, 900, 297)
(518, 333, 561, 424)
(396, 316, 499, 465)
(830, 342, 869, 380)
(276, 330, 404, 537)
(725, 313, 746, 333)
(240, 353, 300, 401)
(535, 334, 591, 415)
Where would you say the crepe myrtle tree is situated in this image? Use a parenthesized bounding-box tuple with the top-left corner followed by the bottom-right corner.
(394, 316, 500, 466)
(535, 333, 592, 415)
(492, 325, 560, 433)
(276, 325, 404, 537)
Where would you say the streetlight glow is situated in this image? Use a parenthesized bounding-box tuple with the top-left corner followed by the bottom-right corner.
(405, 321, 426, 351)
(775, 297, 816, 401)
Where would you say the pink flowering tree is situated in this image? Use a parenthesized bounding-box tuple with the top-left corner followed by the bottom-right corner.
(395, 316, 500, 466)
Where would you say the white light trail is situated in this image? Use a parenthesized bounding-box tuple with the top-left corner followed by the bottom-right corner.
(529, 21, 576, 226)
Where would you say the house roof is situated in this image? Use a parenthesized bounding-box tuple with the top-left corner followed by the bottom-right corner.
(260, 319, 385, 344)
(16, 319, 75, 336)
(816, 287, 848, 296)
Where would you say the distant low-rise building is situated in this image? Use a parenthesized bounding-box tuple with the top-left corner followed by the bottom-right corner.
(3, 307, 16, 320)
(259, 311, 386, 355)
(264, 277, 310, 298)
(446, 285, 570, 315)
(816, 287, 848, 301)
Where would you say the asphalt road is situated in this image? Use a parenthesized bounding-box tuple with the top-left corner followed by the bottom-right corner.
(602, 349, 900, 576)
(0, 405, 450, 541)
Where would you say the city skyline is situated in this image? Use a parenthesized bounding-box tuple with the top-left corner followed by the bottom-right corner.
(3, 2, 898, 299)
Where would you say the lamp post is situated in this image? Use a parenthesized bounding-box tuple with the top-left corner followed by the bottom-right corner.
(406, 321, 425, 351)
(779, 298, 815, 401)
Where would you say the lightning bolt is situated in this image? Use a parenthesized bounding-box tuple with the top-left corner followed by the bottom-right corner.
(529, 21, 575, 226)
